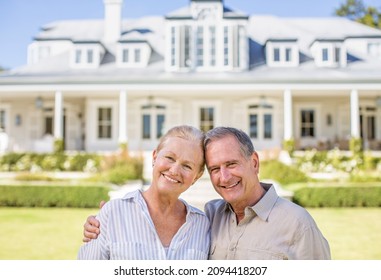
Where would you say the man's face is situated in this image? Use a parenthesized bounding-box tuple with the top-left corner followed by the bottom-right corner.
(205, 135, 260, 207)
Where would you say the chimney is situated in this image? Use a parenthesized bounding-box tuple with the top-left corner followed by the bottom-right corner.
(103, 0, 123, 43)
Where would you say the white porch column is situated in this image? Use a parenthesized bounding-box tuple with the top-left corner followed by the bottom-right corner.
(350, 89, 360, 138)
(118, 90, 128, 144)
(283, 89, 293, 140)
(54, 91, 63, 139)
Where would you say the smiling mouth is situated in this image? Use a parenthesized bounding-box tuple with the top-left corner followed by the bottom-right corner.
(163, 174, 180, 184)
(221, 181, 240, 189)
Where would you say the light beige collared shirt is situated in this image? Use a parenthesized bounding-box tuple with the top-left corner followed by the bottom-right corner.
(205, 184, 331, 260)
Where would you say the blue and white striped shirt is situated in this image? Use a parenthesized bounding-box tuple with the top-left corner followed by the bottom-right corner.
(78, 190, 210, 260)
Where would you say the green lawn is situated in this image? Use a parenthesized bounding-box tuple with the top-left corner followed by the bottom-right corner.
(0, 208, 91, 260)
(0, 207, 380, 260)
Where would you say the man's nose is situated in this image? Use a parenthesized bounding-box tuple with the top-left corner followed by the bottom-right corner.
(220, 167, 231, 182)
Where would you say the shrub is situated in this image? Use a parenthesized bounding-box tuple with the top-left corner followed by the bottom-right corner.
(0, 185, 110, 208)
(293, 187, 381, 207)
(101, 149, 143, 185)
(14, 173, 56, 182)
(260, 160, 308, 185)
(0, 152, 101, 172)
(283, 138, 295, 156)
(350, 137, 363, 154)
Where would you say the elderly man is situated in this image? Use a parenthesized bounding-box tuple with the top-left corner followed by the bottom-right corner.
(83, 127, 330, 260)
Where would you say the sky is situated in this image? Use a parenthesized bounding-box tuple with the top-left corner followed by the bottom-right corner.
(1, 0, 380, 69)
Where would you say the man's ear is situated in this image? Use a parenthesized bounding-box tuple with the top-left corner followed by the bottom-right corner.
(251, 152, 260, 173)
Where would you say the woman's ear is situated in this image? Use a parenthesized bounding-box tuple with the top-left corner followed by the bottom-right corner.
(152, 150, 157, 166)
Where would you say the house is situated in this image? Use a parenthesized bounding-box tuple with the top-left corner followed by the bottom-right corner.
(0, 0, 381, 161)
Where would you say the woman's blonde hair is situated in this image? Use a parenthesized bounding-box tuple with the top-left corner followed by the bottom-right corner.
(156, 125, 205, 172)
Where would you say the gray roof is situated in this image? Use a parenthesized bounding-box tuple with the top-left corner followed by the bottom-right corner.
(1, 6, 381, 85)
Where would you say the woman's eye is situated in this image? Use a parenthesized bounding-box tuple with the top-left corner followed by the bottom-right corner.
(184, 165, 192, 170)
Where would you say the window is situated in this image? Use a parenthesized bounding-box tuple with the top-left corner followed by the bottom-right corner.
(123, 49, 129, 63)
(118, 44, 149, 67)
(273, 48, 280, 62)
(249, 114, 258, 138)
(301, 110, 315, 137)
(45, 116, 53, 135)
(223, 26, 229, 66)
(264, 114, 272, 139)
(314, 42, 345, 67)
(171, 26, 176, 66)
(142, 105, 166, 140)
(134, 49, 141, 63)
(72, 45, 101, 68)
(267, 42, 299, 67)
(360, 106, 377, 140)
(209, 26, 216, 66)
(75, 50, 82, 64)
(196, 26, 204, 67)
(98, 108, 112, 139)
(285, 48, 292, 61)
(87, 49, 93, 63)
(183, 26, 191, 67)
(367, 42, 381, 58)
(322, 48, 329, 62)
(200, 107, 214, 132)
(248, 104, 273, 140)
(38, 46, 50, 62)
(0, 110, 6, 131)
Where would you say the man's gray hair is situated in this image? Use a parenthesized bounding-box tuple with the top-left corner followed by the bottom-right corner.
(204, 127, 255, 158)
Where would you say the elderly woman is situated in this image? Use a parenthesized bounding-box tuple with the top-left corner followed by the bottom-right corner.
(78, 125, 210, 260)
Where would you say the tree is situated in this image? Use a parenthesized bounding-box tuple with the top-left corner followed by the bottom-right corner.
(335, 0, 381, 29)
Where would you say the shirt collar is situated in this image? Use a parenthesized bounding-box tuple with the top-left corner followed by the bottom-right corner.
(251, 183, 279, 221)
(222, 182, 279, 222)
(121, 189, 205, 216)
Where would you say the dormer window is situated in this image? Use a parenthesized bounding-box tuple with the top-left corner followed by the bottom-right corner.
(266, 40, 299, 67)
(71, 43, 103, 68)
(117, 42, 151, 68)
(28, 42, 52, 65)
(367, 41, 381, 58)
(166, 0, 248, 72)
(311, 40, 346, 68)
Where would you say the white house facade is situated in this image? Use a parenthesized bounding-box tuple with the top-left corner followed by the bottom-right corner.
(0, 0, 381, 158)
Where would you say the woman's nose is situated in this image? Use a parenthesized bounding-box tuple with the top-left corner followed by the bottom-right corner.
(169, 163, 180, 175)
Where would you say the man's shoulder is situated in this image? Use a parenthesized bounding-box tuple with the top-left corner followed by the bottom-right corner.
(206, 198, 226, 208)
(204, 199, 226, 218)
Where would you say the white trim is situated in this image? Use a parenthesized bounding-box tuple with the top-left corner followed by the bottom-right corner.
(2, 83, 381, 92)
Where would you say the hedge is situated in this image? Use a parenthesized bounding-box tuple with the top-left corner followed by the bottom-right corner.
(260, 160, 309, 185)
(293, 187, 381, 207)
(0, 185, 110, 208)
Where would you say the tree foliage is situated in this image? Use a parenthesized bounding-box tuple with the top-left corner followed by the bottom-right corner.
(335, 0, 381, 28)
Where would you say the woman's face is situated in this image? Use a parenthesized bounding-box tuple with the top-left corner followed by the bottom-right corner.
(152, 137, 204, 197)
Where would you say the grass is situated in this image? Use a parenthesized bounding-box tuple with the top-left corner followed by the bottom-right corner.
(0, 207, 92, 260)
(308, 208, 381, 260)
(0, 207, 380, 260)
